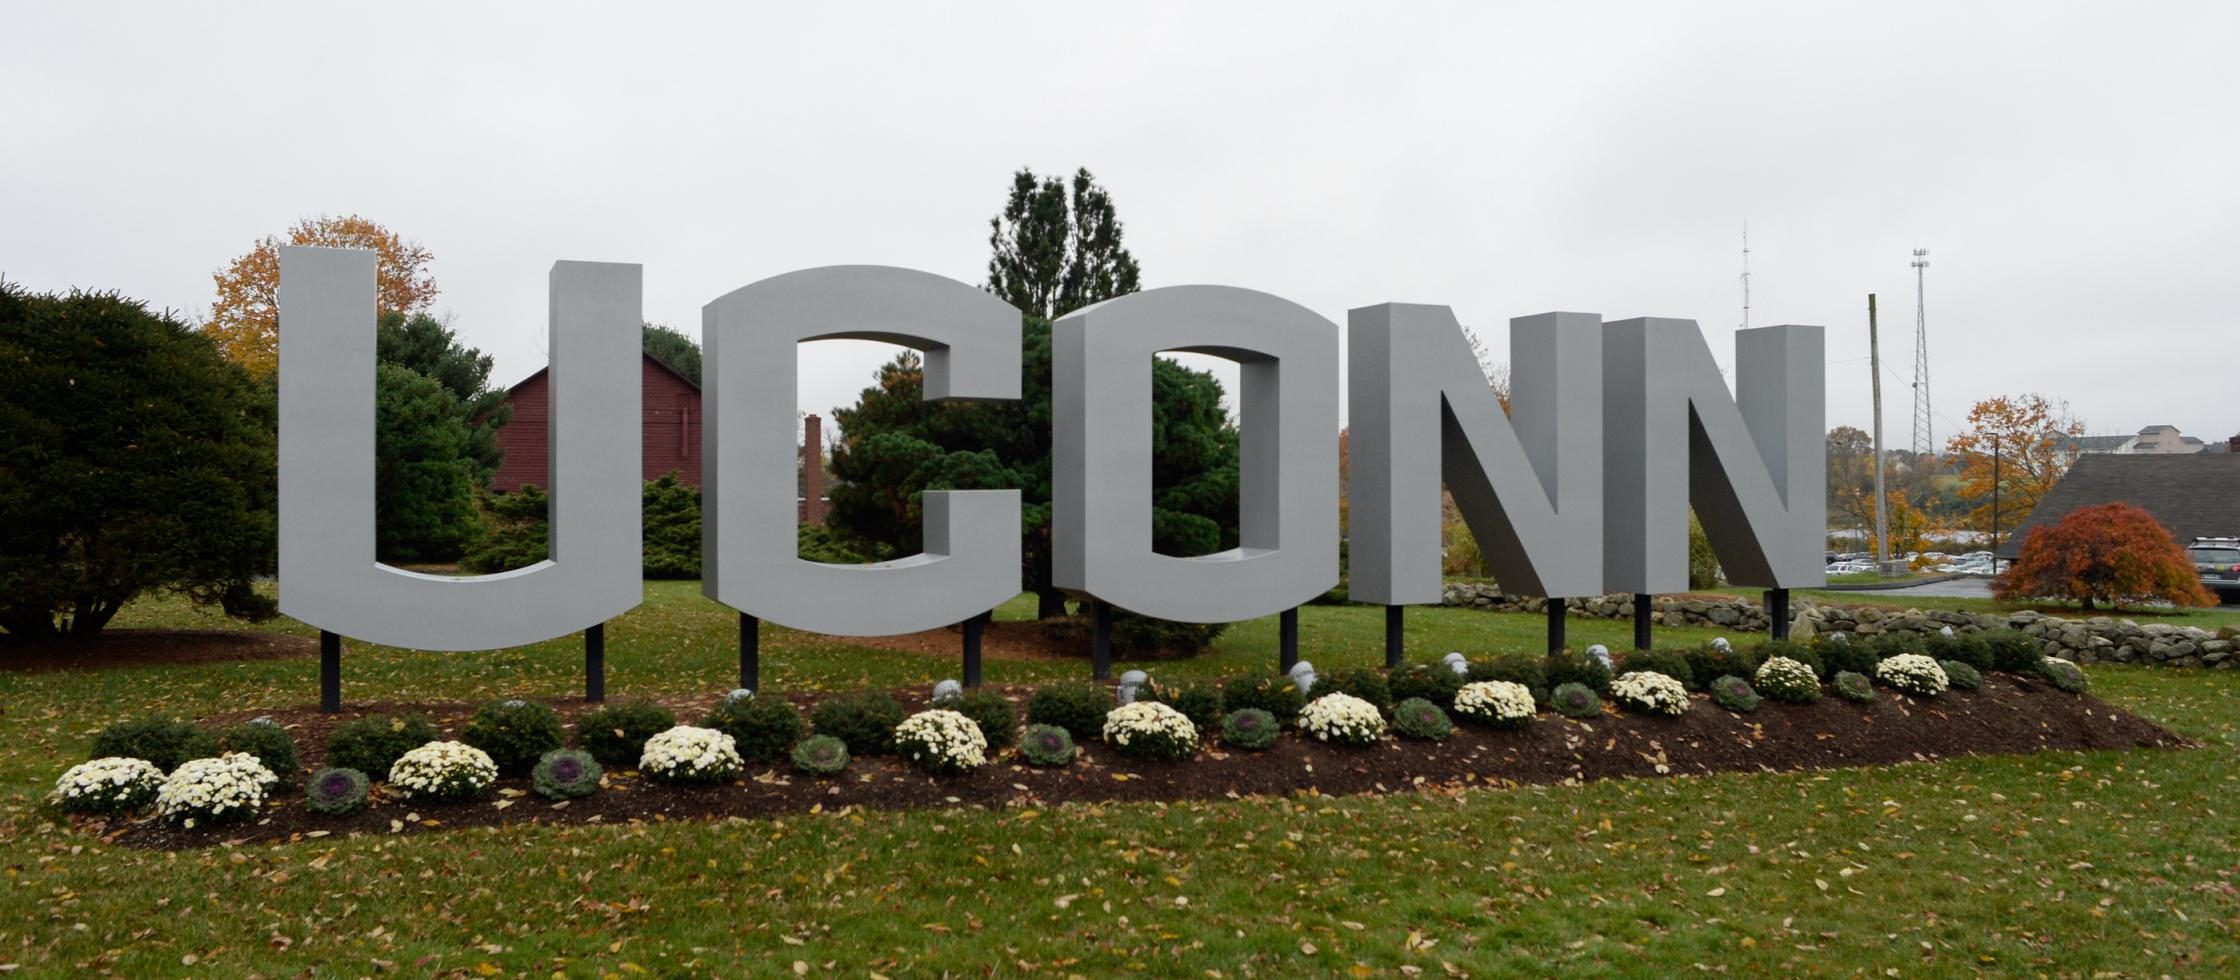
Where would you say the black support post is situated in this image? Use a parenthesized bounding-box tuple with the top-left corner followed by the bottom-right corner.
(1546, 598, 1566, 656)
(739, 613, 760, 692)
(1280, 607, 1300, 674)
(319, 631, 341, 713)
(1384, 604, 1404, 668)
(1091, 601, 1113, 680)
(962, 611, 987, 688)
(1767, 588, 1791, 641)
(584, 623, 606, 703)
(1634, 594, 1654, 650)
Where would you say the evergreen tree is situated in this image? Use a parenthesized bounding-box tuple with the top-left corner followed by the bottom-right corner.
(642, 323, 701, 385)
(0, 283, 277, 640)
(829, 168, 1238, 623)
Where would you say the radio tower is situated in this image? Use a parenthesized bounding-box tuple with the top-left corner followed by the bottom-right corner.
(1739, 223, 1751, 330)
(1909, 248, 1933, 460)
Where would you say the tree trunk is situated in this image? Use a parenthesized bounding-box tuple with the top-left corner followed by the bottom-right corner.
(1035, 587, 1071, 621)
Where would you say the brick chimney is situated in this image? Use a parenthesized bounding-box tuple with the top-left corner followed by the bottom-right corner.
(800, 414, 828, 525)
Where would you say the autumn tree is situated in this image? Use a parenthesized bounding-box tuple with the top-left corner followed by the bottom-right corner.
(205, 215, 439, 377)
(1945, 394, 2084, 541)
(1993, 502, 2213, 610)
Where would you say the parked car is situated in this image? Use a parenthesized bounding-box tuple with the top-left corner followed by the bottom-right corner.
(2187, 537, 2240, 603)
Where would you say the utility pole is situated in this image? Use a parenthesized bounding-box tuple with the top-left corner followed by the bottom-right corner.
(1869, 294, 1889, 569)
(1910, 249, 1933, 461)
(1991, 434, 2002, 557)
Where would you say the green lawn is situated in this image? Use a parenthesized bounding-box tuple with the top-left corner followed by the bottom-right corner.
(4, 586, 2238, 976)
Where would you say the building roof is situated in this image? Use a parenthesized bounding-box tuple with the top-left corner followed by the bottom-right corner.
(2067, 434, 2136, 452)
(1995, 453, 2240, 558)
(503, 350, 700, 394)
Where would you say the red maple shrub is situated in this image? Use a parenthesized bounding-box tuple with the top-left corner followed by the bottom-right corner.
(1993, 502, 2215, 610)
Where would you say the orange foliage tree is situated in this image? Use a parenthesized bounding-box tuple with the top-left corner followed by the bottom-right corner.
(204, 215, 438, 377)
(1993, 502, 2214, 610)
(1944, 394, 2084, 541)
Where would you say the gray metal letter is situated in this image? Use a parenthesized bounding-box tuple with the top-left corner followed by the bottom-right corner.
(1602, 319, 1825, 592)
(1053, 286, 1339, 622)
(701, 266, 1022, 636)
(1348, 306, 1602, 602)
(278, 247, 643, 650)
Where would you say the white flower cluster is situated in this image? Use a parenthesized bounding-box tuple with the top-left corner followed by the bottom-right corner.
(1874, 653, 1949, 696)
(389, 740, 499, 800)
(52, 757, 165, 813)
(1453, 681, 1536, 727)
(1754, 656, 1821, 700)
(1102, 701, 1198, 751)
(1611, 671, 1691, 717)
(1298, 692, 1387, 745)
(896, 708, 990, 772)
(639, 726, 744, 782)
(156, 752, 277, 827)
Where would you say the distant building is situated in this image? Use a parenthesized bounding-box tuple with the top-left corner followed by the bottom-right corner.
(2071, 424, 2210, 455)
(1995, 453, 2240, 559)
(487, 352, 830, 524)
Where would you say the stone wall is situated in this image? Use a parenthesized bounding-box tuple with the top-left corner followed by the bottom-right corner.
(1438, 583, 2240, 668)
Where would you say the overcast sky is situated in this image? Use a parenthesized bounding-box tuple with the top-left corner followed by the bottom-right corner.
(7, 1, 2236, 449)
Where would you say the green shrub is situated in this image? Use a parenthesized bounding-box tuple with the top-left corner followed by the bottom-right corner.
(1751, 641, 1822, 679)
(1753, 656, 1822, 704)
(1550, 682, 1603, 719)
(1940, 660, 1983, 691)
(1036, 612, 1228, 657)
(1307, 668, 1392, 714)
(217, 720, 302, 787)
(935, 690, 1018, 750)
(460, 700, 565, 775)
(1543, 649, 1611, 696)
(1391, 698, 1454, 741)
(1710, 675, 1760, 713)
(704, 694, 805, 763)
(1468, 653, 1550, 705)
(1815, 636, 1882, 680)
(1832, 670, 1877, 703)
(1221, 675, 1307, 725)
(1984, 630, 2045, 673)
(641, 473, 702, 579)
(1019, 724, 1076, 767)
(1140, 680, 1224, 733)
(2038, 657, 2089, 693)
(1924, 631, 1994, 671)
(1866, 632, 1926, 660)
(574, 700, 676, 767)
(810, 692, 907, 755)
(1682, 644, 1760, 689)
(1220, 708, 1279, 750)
(89, 718, 216, 773)
(1024, 682, 1111, 741)
(305, 767, 369, 816)
(1388, 663, 1464, 710)
(530, 749, 602, 800)
(790, 735, 851, 776)
(326, 714, 442, 778)
(1618, 649, 1696, 690)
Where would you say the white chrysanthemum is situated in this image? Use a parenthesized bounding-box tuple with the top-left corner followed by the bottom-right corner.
(389, 740, 499, 800)
(639, 726, 744, 783)
(52, 757, 166, 814)
(1753, 656, 1821, 702)
(1453, 680, 1537, 727)
(895, 708, 990, 772)
(1611, 671, 1691, 717)
(1874, 653, 1949, 696)
(1102, 701, 1199, 758)
(1297, 692, 1387, 745)
(155, 752, 276, 827)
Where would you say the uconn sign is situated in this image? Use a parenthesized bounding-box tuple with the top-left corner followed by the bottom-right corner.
(277, 247, 1822, 670)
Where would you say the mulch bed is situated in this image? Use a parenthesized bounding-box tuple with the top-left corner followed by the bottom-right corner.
(86, 672, 2185, 851)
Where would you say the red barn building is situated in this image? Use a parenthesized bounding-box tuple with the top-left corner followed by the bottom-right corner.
(487, 353, 830, 523)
